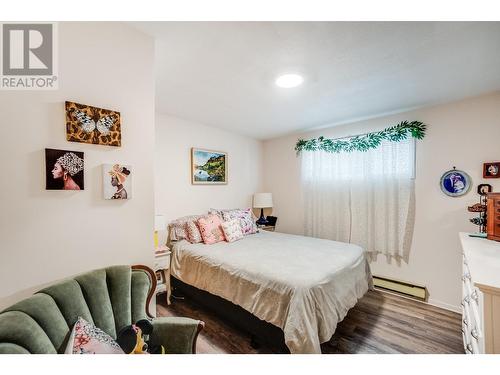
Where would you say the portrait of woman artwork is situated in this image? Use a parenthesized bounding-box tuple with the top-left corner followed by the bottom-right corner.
(45, 148, 84, 190)
(102, 164, 132, 200)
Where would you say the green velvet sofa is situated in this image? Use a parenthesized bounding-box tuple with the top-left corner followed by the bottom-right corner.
(0, 265, 204, 354)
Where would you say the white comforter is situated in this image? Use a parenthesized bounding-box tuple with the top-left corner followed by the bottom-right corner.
(171, 230, 372, 353)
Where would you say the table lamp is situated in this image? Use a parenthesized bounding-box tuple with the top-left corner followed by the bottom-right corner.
(253, 193, 273, 226)
(154, 215, 166, 248)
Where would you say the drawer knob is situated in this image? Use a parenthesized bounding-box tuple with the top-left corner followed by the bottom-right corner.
(471, 290, 479, 301)
(466, 344, 473, 353)
(471, 329, 479, 340)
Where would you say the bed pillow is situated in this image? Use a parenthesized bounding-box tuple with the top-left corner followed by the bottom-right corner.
(197, 214, 225, 244)
(65, 317, 124, 354)
(221, 208, 258, 236)
(185, 220, 203, 244)
(221, 219, 244, 243)
(168, 215, 204, 241)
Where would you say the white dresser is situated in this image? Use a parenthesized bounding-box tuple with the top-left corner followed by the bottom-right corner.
(460, 232, 500, 354)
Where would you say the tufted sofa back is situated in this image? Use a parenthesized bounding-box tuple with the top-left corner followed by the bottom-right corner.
(0, 265, 154, 354)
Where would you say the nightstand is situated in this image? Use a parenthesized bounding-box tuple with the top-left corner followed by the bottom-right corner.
(154, 246, 171, 305)
(258, 225, 275, 232)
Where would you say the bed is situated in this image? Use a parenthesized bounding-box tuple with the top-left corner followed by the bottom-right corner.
(170, 230, 372, 354)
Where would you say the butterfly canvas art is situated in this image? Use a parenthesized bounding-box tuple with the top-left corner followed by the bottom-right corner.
(65, 101, 121, 147)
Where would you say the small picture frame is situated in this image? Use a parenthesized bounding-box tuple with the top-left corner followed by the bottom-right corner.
(155, 270, 165, 284)
(483, 162, 500, 178)
(477, 184, 493, 196)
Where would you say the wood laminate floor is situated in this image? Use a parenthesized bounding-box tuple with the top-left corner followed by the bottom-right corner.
(156, 289, 464, 354)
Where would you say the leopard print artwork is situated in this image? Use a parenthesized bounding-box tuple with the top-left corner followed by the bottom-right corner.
(65, 101, 121, 147)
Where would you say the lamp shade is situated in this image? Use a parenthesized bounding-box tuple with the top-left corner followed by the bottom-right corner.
(253, 193, 273, 208)
(154, 215, 166, 231)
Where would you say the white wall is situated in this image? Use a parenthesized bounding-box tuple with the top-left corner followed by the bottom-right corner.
(263, 93, 500, 311)
(0, 22, 156, 309)
(155, 114, 263, 235)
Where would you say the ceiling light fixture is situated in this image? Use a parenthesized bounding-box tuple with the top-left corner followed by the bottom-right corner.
(275, 73, 304, 88)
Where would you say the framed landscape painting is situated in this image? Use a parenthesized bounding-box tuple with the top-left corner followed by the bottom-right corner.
(191, 148, 227, 185)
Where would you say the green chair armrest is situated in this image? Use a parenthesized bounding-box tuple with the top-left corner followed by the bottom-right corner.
(151, 316, 204, 354)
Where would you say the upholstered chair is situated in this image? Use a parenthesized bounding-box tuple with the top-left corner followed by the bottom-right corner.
(0, 265, 204, 354)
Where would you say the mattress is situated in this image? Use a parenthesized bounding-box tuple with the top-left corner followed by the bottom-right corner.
(171, 230, 372, 354)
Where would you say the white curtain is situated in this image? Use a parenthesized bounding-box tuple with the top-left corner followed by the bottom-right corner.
(301, 138, 415, 261)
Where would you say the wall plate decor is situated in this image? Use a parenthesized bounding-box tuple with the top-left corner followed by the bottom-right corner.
(483, 162, 500, 178)
(102, 164, 132, 199)
(45, 148, 84, 190)
(440, 167, 471, 197)
(477, 184, 493, 195)
(191, 148, 227, 185)
(66, 101, 121, 147)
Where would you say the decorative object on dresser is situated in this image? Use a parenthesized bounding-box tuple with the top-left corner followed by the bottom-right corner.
(460, 233, 500, 353)
(65, 101, 121, 147)
(483, 162, 500, 178)
(154, 245, 171, 305)
(467, 185, 490, 233)
(191, 148, 227, 185)
(486, 193, 500, 241)
(439, 167, 472, 197)
(154, 215, 166, 248)
(253, 193, 273, 226)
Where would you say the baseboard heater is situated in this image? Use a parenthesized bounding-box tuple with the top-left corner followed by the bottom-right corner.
(373, 275, 428, 301)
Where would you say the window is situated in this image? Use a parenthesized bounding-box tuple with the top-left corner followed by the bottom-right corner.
(300, 137, 416, 260)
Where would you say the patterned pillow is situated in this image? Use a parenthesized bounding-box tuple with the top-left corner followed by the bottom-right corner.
(65, 317, 124, 354)
(197, 214, 225, 244)
(221, 208, 258, 236)
(208, 208, 225, 220)
(221, 219, 244, 242)
(168, 215, 203, 241)
(185, 220, 203, 243)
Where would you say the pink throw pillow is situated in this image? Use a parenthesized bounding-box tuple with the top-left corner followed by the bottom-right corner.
(197, 214, 225, 244)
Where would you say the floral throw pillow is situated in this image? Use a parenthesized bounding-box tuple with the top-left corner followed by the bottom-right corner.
(197, 214, 225, 244)
(221, 208, 258, 236)
(221, 219, 244, 243)
(185, 220, 203, 244)
(168, 215, 203, 241)
(65, 317, 124, 354)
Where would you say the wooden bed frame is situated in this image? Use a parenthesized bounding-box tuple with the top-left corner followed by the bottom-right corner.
(172, 277, 290, 353)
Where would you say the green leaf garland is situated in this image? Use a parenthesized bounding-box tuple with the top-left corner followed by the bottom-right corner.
(295, 120, 426, 155)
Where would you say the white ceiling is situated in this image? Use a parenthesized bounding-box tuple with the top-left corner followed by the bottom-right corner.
(133, 22, 500, 140)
